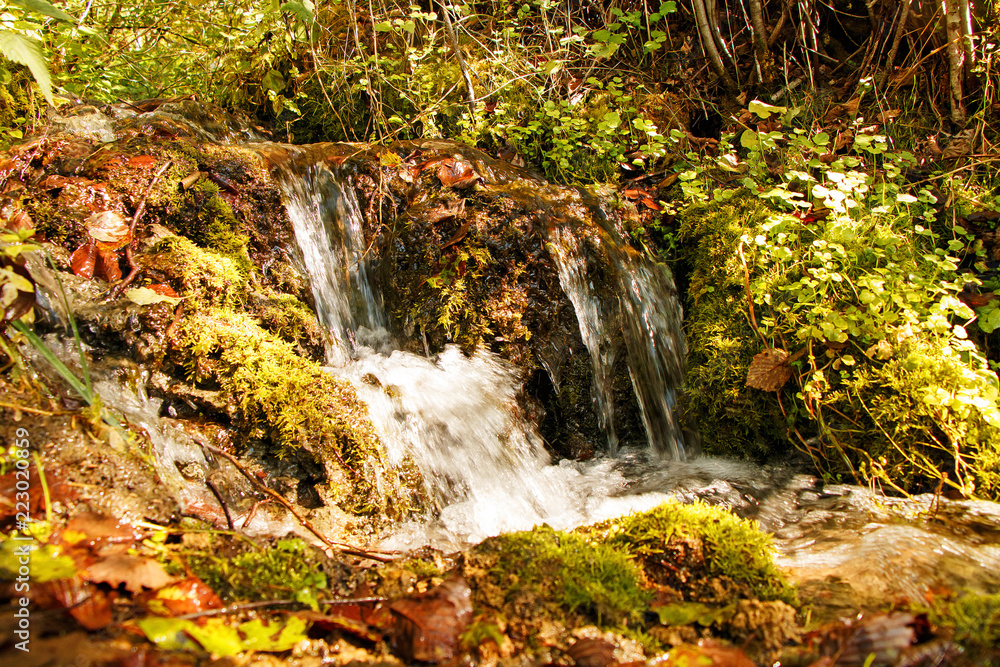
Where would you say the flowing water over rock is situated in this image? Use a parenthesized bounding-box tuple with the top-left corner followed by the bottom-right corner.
(29, 105, 1000, 623)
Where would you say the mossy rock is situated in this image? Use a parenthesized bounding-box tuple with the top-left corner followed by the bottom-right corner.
(676, 196, 789, 461)
(931, 592, 1000, 666)
(585, 500, 796, 605)
(463, 524, 650, 639)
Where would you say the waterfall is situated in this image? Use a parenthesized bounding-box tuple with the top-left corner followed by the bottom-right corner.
(615, 254, 687, 460)
(545, 221, 687, 460)
(547, 225, 620, 454)
(275, 156, 386, 365)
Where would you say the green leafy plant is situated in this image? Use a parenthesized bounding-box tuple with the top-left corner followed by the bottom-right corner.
(0, 0, 74, 104)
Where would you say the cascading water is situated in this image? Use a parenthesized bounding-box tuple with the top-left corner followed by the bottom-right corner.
(547, 225, 620, 453)
(275, 154, 386, 365)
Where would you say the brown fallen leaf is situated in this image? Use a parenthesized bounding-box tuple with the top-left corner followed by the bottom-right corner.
(442, 220, 473, 249)
(71, 243, 97, 279)
(427, 199, 466, 224)
(746, 348, 793, 392)
(804, 612, 917, 666)
(436, 158, 479, 189)
(942, 129, 975, 160)
(179, 171, 203, 190)
(2, 206, 33, 231)
(85, 554, 172, 594)
(295, 608, 382, 643)
(387, 574, 474, 663)
(60, 512, 139, 548)
(35, 578, 114, 631)
(95, 243, 123, 282)
(0, 257, 36, 323)
(85, 211, 130, 245)
(826, 97, 860, 121)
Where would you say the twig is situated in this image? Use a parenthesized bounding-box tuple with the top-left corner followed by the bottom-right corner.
(111, 160, 173, 298)
(737, 239, 768, 347)
(205, 476, 235, 531)
(0, 401, 63, 416)
(196, 441, 396, 562)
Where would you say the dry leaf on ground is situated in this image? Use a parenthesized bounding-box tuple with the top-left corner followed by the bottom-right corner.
(746, 348, 793, 392)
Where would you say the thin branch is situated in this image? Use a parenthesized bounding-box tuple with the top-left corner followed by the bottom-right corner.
(196, 441, 396, 562)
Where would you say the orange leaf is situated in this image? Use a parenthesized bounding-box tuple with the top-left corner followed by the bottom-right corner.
(436, 158, 479, 189)
(35, 578, 113, 630)
(745, 348, 793, 392)
(143, 577, 224, 616)
(128, 155, 158, 169)
(146, 283, 179, 298)
(71, 243, 97, 279)
(95, 245, 122, 282)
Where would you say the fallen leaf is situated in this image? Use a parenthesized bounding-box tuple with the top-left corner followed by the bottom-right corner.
(942, 129, 975, 160)
(804, 612, 917, 666)
(71, 243, 97, 279)
(126, 286, 183, 306)
(179, 171, 203, 190)
(2, 207, 33, 231)
(746, 348, 793, 392)
(95, 243, 123, 282)
(663, 643, 755, 666)
(387, 574, 474, 663)
(436, 158, 479, 189)
(442, 220, 473, 249)
(35, 577, 113, 630)
(640, 197, 662, 211)
(0, 258, 35, 323)
(129, 155, 159, 169)
(143, 577, 224, 616)
(427, 199, 466, 224)
(295, 608, 382, 643)
(85, 554, 172, 593)
(85, 211, 130, 245)
(60, 512, 138, 548)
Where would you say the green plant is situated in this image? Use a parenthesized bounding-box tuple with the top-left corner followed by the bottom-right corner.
(675, 101, 1000, 499)
(0, 0, 74, 105)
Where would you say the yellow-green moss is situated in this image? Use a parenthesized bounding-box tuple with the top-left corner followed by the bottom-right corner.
(465, 524, 650, 631)
(585, 500, 796, 605)
(931, 592, 1000, 666)
(174, 307, 392, 512)
(144, 235, 248, 306)
(677, 197, 788, 460)
(187, 537, 328, 604)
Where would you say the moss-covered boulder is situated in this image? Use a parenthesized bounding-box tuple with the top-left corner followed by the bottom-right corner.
(677, 193, 1000, 500)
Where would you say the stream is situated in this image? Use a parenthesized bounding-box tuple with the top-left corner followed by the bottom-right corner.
(46, 103, 1000, 614)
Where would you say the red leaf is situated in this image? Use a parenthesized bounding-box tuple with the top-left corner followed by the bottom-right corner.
(95, 244, 123, 282)
(128, 155, 158, 169)
(387, 575, 473, 663)
(35, 578, 113, 630)
(295, 609, 383, 643)
(640, 197, 663, 211)
(142, 577, 224, 616)
(71, 243, 97, 279)
(436, 158, 479, 189)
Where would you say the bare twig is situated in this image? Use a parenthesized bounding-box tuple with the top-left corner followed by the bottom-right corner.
(880, 0, 912, 89)
(196, 441, 396, 562)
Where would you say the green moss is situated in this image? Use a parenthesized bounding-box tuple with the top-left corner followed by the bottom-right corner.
(466, 524, 650, 629)
(174, 307, 402, 513)
(144, 235, 248, 306)
(257, 291, 328, 360)
(188, 537, 328, 604)
(931, 592, 1000, 665)
(677, 197, 788, 460)
(586, 500, 796, 605)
